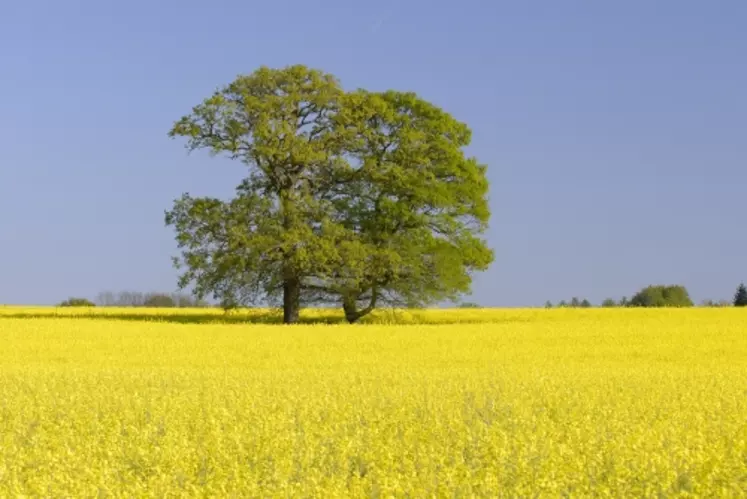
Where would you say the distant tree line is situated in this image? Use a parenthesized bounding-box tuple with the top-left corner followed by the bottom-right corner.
(699, 299, 733, 308)
(546, 283, 747, 308)
(457, 302, 481, 308)
(58, 291, 210, 308)
(57, 283, 747, 309)
(545, 297, 592, 308)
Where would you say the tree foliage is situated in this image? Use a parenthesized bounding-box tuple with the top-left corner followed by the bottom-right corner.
(301, 90, 492, 321)
(167, 65, 345, 323)
(629, 285, 693, 308)
(734, 283, 747, 307)
(58, 297, 95, 307)
(166, 65, 493, 323)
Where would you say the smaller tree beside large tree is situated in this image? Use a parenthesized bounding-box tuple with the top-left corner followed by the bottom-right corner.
(734, 283, 747, 307)
(303, 89, 493, 322)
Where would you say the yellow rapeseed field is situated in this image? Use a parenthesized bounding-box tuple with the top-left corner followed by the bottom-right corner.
(0, 307, 745, 497)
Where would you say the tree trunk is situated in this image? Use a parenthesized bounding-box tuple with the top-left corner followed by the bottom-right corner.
(283, 277, 301, 324)
(279, 191, 301, 324)
(343, 298, 361, 324)
(343, 288, 378, 324)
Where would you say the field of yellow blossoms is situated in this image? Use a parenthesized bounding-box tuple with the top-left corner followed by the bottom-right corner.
(0, 306, 745, 496)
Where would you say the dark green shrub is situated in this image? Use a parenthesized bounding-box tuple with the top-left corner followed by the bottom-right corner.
(629, 285, 693, 307)
(58, 297, 95, 307)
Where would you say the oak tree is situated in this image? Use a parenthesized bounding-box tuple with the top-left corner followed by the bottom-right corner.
(166, 65, 493, 323)
(303, 90, 493, 322)
(166, 65, 346, 323)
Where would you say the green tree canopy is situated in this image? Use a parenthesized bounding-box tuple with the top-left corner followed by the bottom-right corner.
(58, 297, 95, 307)
(629, 285, 693, 308)
(303, 90, 492, 321)
(166, 65, 493, 323)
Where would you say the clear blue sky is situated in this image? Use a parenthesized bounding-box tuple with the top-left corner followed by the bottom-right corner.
(1, 0, 745, 306)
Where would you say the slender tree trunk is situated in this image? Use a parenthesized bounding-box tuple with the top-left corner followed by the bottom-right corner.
(343, 288, 379, 324)
(283, 277, 301, 324)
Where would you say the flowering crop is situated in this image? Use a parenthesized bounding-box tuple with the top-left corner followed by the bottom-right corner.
(0, 309, 745, 496)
